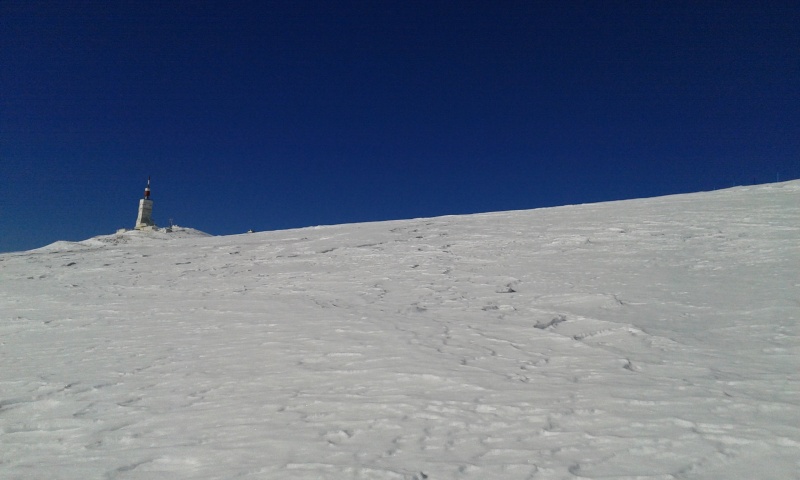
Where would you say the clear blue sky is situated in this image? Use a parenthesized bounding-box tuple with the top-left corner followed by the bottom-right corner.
(2, 1, 798, 253)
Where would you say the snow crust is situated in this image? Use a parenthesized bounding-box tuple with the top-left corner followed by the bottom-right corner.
(2, 182, 799, 479)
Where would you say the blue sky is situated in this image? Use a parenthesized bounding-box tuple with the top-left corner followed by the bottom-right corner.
(2, 1, 798, 253)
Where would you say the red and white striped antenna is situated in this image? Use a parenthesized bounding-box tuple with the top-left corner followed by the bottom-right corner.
(144, 176, 151, 199)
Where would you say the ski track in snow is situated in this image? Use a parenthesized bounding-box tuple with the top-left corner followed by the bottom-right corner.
(1, 183, 799, 479)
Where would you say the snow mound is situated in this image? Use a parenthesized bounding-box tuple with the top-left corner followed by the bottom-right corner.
(32, 226, 212, 252)
(28, 240, 85, 253)
(86, 226, 212, 245)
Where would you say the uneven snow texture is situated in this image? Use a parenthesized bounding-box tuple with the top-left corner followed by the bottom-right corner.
(2, 182, 799, 479)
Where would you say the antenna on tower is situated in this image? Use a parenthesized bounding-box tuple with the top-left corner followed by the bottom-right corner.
(144, 176, 151, 199)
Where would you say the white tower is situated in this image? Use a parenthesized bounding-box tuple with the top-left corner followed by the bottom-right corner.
(134, 177, 156, 230)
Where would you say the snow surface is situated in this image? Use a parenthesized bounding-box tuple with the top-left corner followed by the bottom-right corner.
(2, 183, 799, 479)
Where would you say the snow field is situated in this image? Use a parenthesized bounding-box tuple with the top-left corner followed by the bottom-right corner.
(1, 182, 799, 479)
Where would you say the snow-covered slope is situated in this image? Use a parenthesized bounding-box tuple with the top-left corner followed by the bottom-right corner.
(2, 182, 799, 479)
